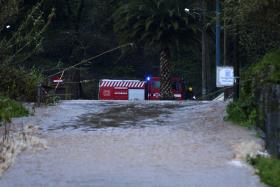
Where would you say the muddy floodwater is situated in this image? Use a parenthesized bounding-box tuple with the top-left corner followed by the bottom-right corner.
(0, 100, 266, 187)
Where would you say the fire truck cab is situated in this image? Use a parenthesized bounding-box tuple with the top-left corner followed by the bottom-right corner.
(146, 77, 185, 100)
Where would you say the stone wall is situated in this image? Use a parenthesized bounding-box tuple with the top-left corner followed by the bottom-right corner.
(262, 84, 280, 157)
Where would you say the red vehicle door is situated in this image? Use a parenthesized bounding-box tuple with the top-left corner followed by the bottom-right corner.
(171, 77, 185, 100)
(147, 77, 185, 100)
(147, 77, 160, 100)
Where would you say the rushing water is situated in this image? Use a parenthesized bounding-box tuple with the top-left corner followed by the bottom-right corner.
(0, 100, 266, 187)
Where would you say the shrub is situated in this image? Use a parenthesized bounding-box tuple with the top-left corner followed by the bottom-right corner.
(226, 49, 280, 128)
(0, 96, 28, 123)
(249, 157, 280, 187)
(0, 67, 43, 102)
(226, 97, 258, 127)
(226, 100, 248, 125)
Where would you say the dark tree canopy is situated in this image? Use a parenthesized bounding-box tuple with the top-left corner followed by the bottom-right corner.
(1, 0, 279, 100)
(113, 0, 197, 99)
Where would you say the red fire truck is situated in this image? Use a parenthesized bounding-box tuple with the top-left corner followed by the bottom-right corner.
(99, 80, 146, 100)
(98, 77, 185, 100)
(146, 77, 185, 100)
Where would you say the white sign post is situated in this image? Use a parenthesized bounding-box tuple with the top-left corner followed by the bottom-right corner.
(216, 66, 234, 87)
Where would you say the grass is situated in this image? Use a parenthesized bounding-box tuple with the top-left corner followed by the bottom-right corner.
(0, 96, 29, 123)
(249, 157, 280, 187)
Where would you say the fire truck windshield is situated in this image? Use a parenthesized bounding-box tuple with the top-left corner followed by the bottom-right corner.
(152, 81, 160, 89)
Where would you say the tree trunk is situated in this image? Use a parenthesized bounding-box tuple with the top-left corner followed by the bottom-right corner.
(160, 48, 173, 100)
(205, 32, 212, 95)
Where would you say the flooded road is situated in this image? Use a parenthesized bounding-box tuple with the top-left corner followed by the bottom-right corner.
(0, 100, 266, 187)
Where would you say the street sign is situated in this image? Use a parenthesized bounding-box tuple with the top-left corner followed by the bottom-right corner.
(52, 75, 63, 83)
(216, 66, 234, 87)
(53, 79, 63, 83)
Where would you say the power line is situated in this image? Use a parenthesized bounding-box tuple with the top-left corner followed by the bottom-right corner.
(46, 43, 134, 79)
(0, 43, 134, 88)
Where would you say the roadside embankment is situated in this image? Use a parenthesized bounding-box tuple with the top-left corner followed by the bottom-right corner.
(0, 124, 47, 177)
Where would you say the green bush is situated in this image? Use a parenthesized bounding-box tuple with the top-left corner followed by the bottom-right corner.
(226, 101, 248, 125)
(226, 97, 258, 127)
(226, 49, 280, 128)
(0, 96, 28, 123)
(0, 67, 43, 102)
(249, 157, 280, 187)
(249, 49, 280, 85)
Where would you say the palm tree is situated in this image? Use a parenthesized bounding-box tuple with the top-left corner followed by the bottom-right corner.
(113, 0, 195, 99)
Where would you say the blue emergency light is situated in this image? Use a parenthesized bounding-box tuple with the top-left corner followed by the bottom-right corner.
(146, 76, 151, 81)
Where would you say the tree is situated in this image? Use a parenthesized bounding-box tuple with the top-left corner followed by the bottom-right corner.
(222, 0, 280, 99)
(0, 0, 55, 101)
(113, 0, 195, 99)
(0, 0, 55, 67)
(224, 0, 280, 66)
(190, 0, 216, 98)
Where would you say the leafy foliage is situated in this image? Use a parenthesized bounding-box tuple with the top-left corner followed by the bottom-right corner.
(224, 0, 280, 65)
(113, 0, 196, 50)
(113, 0, 197, 99)
(226, 98, 258, 127)
(226, 49, 280, 128)
(171, 46, 201, 93)
(249, 156, 280, 187)
(0, 1, 55, 66)
(0, 0, 20, 30)
(0, 67, 43, 101)
(0, 1, 54, 102)
(247, 49, 280, 85)
(1, 0, 278, 101)
(0, 96, 28, 123)
(0, 0, 205, 99)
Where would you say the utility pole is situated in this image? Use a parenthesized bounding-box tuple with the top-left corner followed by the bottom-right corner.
(201, 0, 207, 99)
(216, 0, 221, 68)
(223, 16, 227, 66)
(223, 2, 229, 100)
(233, 25, 240, 100)
(184, 2, 210, 100)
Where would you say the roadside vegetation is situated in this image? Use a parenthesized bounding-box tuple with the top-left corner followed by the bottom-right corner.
(226, 50, 280, 187)
(0, 95, 28, 123)
(0, 95, 29, 143)
(0, 1, 53, 121)
(224, 3, 280, 184)
(248, 157, 280, 187)
(226, 49, 280, 128)
(0, 68, 43, 102)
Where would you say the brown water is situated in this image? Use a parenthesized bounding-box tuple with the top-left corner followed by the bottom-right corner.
(0, 100, 267, 187)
